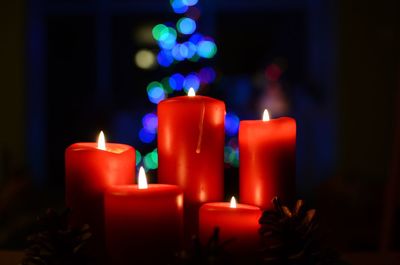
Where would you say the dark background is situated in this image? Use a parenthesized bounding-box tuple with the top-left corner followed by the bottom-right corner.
(1, 0, 399, 262)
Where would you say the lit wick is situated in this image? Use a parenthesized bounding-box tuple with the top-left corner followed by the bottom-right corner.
(262, 109, 270, 122)
(188, 88, 196, 97)
(97, 131, 106, 150)
(230, 196, 237, 208)
(138, 166, 148, 189)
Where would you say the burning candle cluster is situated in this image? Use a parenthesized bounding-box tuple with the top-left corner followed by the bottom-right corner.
(65, 88, 296, 265)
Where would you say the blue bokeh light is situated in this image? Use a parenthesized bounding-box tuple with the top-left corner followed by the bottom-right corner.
(139, 128, 156, 143)
(197, 40, 217, 58)
(157, 50, 174, 67)
(178, 44, 189, 58)
(198, 67, 216, 84)
(183, 73, 200, 92)
(142, 113, 158, 133)
(177, 18, 196, 35)
(189, 33, 203, 44)
(225, 113, 240, 136)
(170, 0, 188, 13)
(147, 82, 166, 104)
(182, 0, 198, 6)
(172, 44, 185, 61)
(169, 73, 185, 91)
(183, 41, 197, 58)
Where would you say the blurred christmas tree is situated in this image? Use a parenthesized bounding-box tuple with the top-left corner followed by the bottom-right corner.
(136, 0, 240, 173)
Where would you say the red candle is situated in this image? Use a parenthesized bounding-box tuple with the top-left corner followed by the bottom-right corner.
(65, 131, 135, 239)
(199, 197, 262, 253)
(239, 110, 296, 210)
(105, 167, 183, 265)
(158, 89, 225, 237)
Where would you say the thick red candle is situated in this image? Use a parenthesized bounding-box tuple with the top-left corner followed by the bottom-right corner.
(65, 132, 135, 239)
(105, 167, 183, 265)
(158, 89, 225, 237)
(199, 197, 262, 253)
(239, 110, 296, 210)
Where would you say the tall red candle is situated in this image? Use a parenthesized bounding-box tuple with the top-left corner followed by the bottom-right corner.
(239, 110, 296, 210)
(105, 167, 183, 265)
(199, 197, 262, 254)
(65, 132, 135, 241)
(158, 89, 225, 237)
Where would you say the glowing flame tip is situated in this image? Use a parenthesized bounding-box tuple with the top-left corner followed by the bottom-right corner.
(188, 88, 196, 97)
(230, 196, 237, 208)
(262, 109, 270, 122)
(138, 167, 148, 189)
(97, 131, 106, 150)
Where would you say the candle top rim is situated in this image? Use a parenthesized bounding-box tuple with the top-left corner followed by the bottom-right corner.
(240, 116, 295, 125)
(67, 142, 133, 154)
(106, 184, 182, 197)
(201, 202, 261, 212)
(159, 95, 224, 105)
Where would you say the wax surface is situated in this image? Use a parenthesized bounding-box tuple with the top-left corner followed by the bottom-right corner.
(158, 95, 225, 236)
(65, 143, 135, 239)
(239, 117, 296, 210)
(105, 184, 183, 265)
(199, 202, 262, 253)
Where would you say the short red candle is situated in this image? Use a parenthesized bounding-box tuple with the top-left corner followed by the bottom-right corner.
(199, 197, 262, 253)
(239, 110, 296, 210)
(65, 132, 135, 238)
(104, 168, 183, 265)
(158, 90, 225, 237)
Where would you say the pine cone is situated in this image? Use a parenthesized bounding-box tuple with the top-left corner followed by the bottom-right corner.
(21, 208, 92, 265)
(259, 197, 347, 265)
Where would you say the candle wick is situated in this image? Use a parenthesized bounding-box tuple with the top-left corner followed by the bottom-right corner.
(196, 104, 206, 154)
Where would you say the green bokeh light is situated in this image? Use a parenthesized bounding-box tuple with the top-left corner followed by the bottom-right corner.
(152, 24, 168, 41)
(161, 77, 174, 94)
(136, 150, 142, 166)
(143, 149, 158, 170)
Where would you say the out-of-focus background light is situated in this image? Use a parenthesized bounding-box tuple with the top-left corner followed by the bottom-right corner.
(146, 81, 166, 104)
(225, 112, 240, 136)
(135, 150, 142, 167)
(170, 0, 189, 14)
(139, 127, 156, 143)
(157, 50, 174, 67)
(177, 17, 197, 35)
(143, 148, 158, 170)
(169, 73, 185, 91)
(183, 73, 200, 92)
(134, 49, 157, 70)
(198, 67, 216, 84)
(197, 40, 217, 59)
(182, 0, 198, 6)
(142, 113, 158, 134)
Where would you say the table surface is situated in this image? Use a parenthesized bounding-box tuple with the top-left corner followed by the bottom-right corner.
(1, 250, 400, 265)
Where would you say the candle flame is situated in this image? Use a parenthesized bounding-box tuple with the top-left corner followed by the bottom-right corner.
(97, 131, 106, 150)
(262, 109, 270, 122)
(230, 196, 237, 208)
(138, 167, 148, 189)
(188, 88, 196, 97)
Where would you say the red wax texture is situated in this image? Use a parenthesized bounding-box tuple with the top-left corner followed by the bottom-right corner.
(158, 96, 225, 235)
(239, 117, 296, 210)
(65, 143, 135, 234)
(105, 184, 183, 265)
(199, 202, 262, 252)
